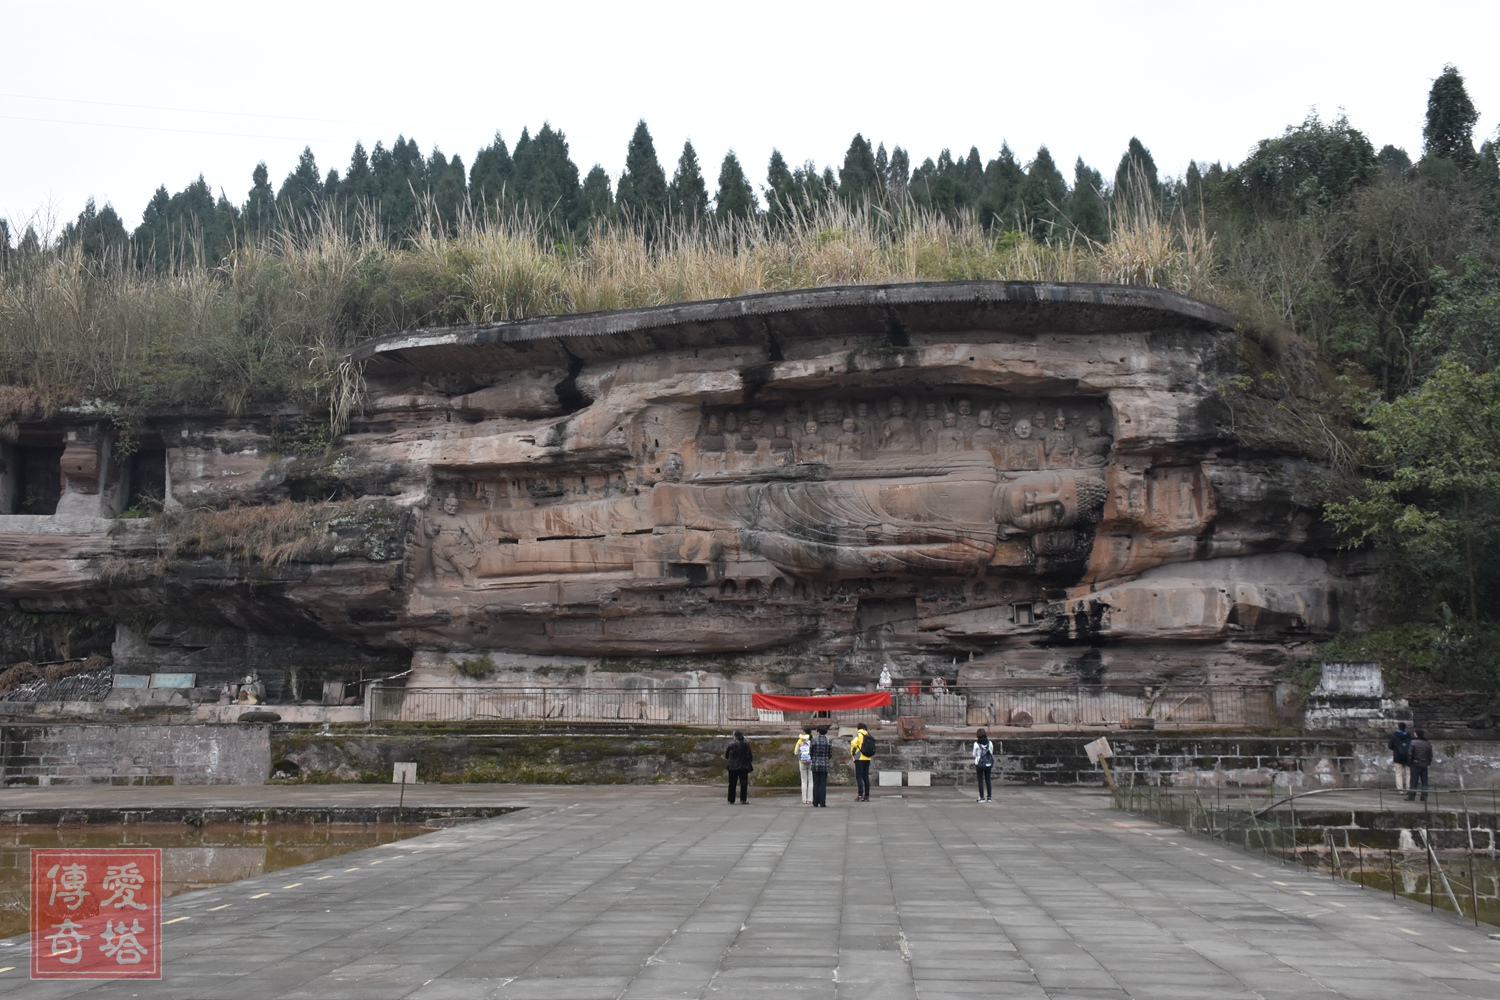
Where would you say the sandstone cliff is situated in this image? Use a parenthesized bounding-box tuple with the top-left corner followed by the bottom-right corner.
(0, 282, 1366, 696)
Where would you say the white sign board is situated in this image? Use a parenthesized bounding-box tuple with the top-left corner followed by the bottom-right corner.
(1084, 737, 1114, 764)
(393, 762, 417, 784)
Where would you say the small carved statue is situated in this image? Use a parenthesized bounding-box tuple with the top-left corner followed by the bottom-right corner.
(798, 420, 826, 463)
(661, 452, 684, 482)
(1076, 418, 1112, 468)
(938, 411, 964, 452)
(769, 424, 795, 465)
(1044, 409, 1076, 467)
(836, 417, 861, 461)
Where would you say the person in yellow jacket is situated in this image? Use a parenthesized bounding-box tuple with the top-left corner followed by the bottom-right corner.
(850, 722, 873, 801)
(794, 726, 813, 804)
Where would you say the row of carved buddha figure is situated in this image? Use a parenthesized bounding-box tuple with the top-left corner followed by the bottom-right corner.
(691, 396, 1113, 470)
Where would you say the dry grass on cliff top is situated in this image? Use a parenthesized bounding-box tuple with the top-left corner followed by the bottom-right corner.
(0, 199, 1217, 416)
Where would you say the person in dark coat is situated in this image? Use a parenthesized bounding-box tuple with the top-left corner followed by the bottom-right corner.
(1407, 729, 1433, 802)
(809, 725, 833, 807)
(724, 730, 753, 804)
(1388, 722, 1413, 792)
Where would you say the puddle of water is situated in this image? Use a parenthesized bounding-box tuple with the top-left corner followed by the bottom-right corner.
(0, 823, 430, 939)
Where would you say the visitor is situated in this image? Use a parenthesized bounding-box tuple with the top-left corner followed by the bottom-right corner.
(1388, 721, 1413, 792)
(794, 725, 813, 804)
(850, 722, 873, 801)
(809, 726, 832, 807)
(972, 728, 995, 802)
(724, 730, 753, 804)
(1407, 729, 1433, 802)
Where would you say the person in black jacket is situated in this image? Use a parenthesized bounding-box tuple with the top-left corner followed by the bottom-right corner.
(724, 730, 753, 804)
(809, 726, 833, 807)
(1388, 722, 1413, 792)
(1407, 729, 1433, 802)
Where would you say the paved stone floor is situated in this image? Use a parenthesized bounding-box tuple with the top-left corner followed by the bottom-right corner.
(1, 784, 1498, 998)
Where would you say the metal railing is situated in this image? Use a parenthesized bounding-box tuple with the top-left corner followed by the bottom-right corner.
(369, 683, 1277, 728)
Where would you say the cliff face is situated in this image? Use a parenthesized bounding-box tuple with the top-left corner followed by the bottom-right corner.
(0, 282, 1365, 693)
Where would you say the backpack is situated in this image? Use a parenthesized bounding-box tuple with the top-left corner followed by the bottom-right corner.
(859, 732, 877, 757)
(978, 741, 994, 768)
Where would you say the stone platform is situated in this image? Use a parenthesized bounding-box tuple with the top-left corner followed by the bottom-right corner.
(0, 785, 1497, 999)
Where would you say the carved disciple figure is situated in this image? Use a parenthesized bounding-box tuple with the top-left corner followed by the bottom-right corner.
(1076, 417, 1112, 467)
(1044, 410, 1076, 467)
(798, 420, 826, 463)
(880, 397, 918, 451)
(995, 402, 1013, 432)
(972, 409, 1000, 457)
(955, 398, 978, 444)
(782, 406, 804, 444)
(661, 452, 684, 482)
(836, 418, 861, 461)
(1003, 418, 1043, 470)
(418, 492, 480, 585)
(920, 402, 943, 454)
(735, 426, 760, 464)
(938, 411, 964, 452)
(769, 424, 795, 465)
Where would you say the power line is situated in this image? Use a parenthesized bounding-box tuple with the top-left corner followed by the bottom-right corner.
(0, 91, 493, 136)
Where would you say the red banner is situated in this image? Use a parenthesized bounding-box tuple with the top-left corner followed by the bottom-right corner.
(751, 692, 892, 711)
(31, 849, 162, 980)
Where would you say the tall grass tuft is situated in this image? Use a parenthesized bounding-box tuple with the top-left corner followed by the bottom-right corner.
(0, 195, 1224, 422)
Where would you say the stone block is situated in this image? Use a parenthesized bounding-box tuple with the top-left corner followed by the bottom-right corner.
(907, 771, 931, 787)
(878, 771, 903, 787)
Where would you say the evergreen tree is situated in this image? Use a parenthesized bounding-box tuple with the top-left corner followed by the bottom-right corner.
(1064, 157, 1108, 240)
(244, 162, 276, 241)
(0, 219, 9, 271)
(1017, 146, 1068, 235)
(959, 147, 986, 205)
(512, 123, 581, 237)
(427, 149, 466, 233)
(579, 165, 615, 228)
(714, 151, 756, 222)
(874, 143, 890, 204)
(615, 120, 669, 230)
(342, 142, 376, 212)
(1113, 137, 1161, 207)
(372, 136, 425, 240)
(765, 149, 797, 226)
(669, 140, 709, 225)
(838, 134, 879, 206)
(886, 146, 911, 205)
(1230, 112, 1377, 218)
(1423, 64, 1479, 169)
(60, 198, 128, 264)
(1378, 144, 1413, 177)
(134, 176, 236, 270)
(978, 144, 1024, 229)
(18, 225, 41, 258)
(469, 133, 515, 217)
(277, 147, 323, 223)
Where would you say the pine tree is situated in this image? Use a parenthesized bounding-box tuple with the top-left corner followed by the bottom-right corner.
(579, 165, 615, 228)
(616, 120, 669, 231)
(1064, 158, 1108, 240)
(277, 147, 323, 224)
(765, 149, 797, 226)
(838, 134, 879, 207)
(469, 133, 515, 217)
(1017, 147, 1068, 235)
(512, 123, 581, 237)
(715, 151, 756, 222)
(1113, 137, 1161, 208)
(874, 143, 890, 205)
(244, 162, 276, 241)
(669, 140, 709, 225)
(61, 198, 128, 264)
(340, 142, 376, 224)
(1423, 64, 1479, 169)
(886, 147, 911, 205)
(978, 144, 1024, 229)
(428, 150, 466, 234)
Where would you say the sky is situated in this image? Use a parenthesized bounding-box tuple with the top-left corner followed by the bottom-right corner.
(4, 0, 1500, 239)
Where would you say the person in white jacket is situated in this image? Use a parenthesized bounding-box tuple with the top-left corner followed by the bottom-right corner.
(972, 728, 995, 802)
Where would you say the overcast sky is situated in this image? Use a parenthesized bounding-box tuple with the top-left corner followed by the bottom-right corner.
(4, 1, 1499, 237)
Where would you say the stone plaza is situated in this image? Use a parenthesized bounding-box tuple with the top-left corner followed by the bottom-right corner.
(0, 783, 1495, 999)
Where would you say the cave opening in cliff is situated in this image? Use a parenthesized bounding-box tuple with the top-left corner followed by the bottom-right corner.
(5, 433, 64, 515)
(126, 444, 167, 513)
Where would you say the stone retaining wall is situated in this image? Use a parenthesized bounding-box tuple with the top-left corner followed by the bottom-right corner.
(0, 723, 270, 786)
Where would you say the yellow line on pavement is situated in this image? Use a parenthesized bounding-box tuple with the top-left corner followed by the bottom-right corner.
(345, 867, 360, 872)
(283, 882, 303, 889)
(0, 967, 14, 973)
(163, 917, 190, 925)
(250, 893, 270, 899)
(316, 875, 334, 880)
(1400, 928, 1422, 936)
(207, 904, 232, 911)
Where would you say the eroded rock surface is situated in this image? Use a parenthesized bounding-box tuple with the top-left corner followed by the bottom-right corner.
(0, 282, 1366, 693)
